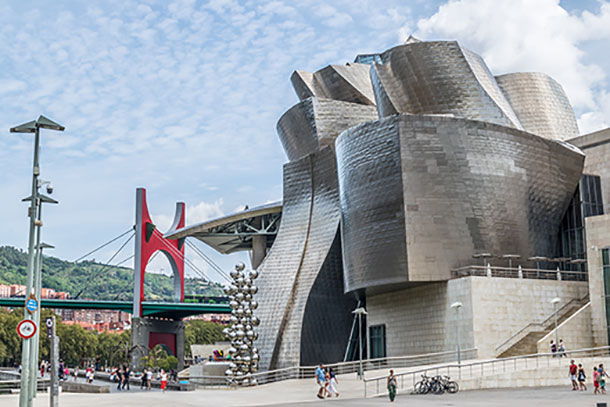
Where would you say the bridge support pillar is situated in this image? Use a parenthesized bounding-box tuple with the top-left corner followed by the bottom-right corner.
(131, 317, 185, 371)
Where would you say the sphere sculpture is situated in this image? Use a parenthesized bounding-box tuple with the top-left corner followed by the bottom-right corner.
(223, 263, 260, 386)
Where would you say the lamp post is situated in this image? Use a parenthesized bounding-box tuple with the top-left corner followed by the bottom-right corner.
(352, 307, 367, 380)
(551, 297, 561, 350)
(10, 116, 64, 407)
(451, 302, 463, 366)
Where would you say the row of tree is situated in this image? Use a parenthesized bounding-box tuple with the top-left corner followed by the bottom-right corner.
(0, 308, 225, 369)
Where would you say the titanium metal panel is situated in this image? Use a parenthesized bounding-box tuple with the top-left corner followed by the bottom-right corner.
(371, 41, 520, 128)
(255, 147, 355, 369)
(277, 97, 378, 161)
(496, 72, 580, 141)
(290, 64, 376, 106)
(336, 114, 584, 294)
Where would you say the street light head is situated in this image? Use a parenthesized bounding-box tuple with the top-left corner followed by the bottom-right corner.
(36, 115, 64, 131)
(10, 120, 37, 133)
(551, 297, 561, 305)
(352, 307, 368, 315)
(451, 301, 463, 309)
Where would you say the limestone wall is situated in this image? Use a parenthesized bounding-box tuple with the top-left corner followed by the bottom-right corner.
(585, 214, 610, 347)
(536, 302, 593, 354)
(366, 276, 588, 359)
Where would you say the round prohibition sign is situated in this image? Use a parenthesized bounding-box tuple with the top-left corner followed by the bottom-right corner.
(16, 319, 37, 339)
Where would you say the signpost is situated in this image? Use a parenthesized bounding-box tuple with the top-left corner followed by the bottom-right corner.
(17, 320, 37, 340)
(47, 317, 59, 407)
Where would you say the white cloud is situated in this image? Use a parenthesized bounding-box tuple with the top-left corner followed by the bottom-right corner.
(415, 0, 610, 133)
(188, 199, 224, 224)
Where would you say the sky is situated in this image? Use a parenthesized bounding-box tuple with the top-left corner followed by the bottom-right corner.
(1, 0, 610, 287)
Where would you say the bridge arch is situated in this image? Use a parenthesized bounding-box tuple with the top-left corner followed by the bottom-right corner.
(133, 188, 185, 318)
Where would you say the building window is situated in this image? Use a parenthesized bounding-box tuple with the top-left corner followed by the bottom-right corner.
(558, 174, 604, 275)
(369, 324, 386, 359)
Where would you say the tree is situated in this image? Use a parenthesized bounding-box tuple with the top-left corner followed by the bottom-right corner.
(184, 320, 225, 356)
(56, 323, 98, 367)
(0, 308, 21, 366)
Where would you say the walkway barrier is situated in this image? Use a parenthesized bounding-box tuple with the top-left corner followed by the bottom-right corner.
(452, 265, 587, 281)
(363, 345, 610, 398)
(188, 349, 477, 387)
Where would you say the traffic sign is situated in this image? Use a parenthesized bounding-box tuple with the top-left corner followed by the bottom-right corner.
(46, 317, 54, 338)
(25, 294, 38, 314)
(16, 319, 37, 339)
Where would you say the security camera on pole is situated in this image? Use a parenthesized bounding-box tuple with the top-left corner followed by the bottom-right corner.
(223, 263, 260, 386)
(10, 116, 64, 407)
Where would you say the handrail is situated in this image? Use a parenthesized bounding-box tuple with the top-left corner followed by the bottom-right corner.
(494, 292, 590, 354)
(363, 345, 610, 398)
(188, 348, 477, 386)
(452, 265, 588, 281)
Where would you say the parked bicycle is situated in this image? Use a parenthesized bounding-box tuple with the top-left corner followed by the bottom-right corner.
(414, 373, 459, 395)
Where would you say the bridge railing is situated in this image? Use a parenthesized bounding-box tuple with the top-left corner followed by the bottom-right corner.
(362, 345, 610, 398)
(188, 349, 475, 387)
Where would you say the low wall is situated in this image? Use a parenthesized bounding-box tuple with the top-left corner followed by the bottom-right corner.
(537, 302, 593, 354)
(60, 381, 110, 393)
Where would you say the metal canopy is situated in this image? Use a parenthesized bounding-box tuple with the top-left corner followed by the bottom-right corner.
(165, 201, 282, 255)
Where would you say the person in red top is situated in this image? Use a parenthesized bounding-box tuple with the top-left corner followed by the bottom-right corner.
(569, 360, 578, 390)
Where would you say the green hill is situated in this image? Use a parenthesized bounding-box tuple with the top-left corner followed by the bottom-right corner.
(0, 246, 225, 301)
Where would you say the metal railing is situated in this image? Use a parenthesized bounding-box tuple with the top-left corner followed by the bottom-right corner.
(452, 265, 588, 281)
(494, 293, 590, 356)
(188, 349, 477, 387)
(363, 345, 610, 398)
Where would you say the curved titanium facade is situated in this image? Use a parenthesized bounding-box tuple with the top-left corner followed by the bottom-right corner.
(255, 147, 357, 369)
(496, 72, 580, 141)
(290, 64, 375, 106)
(277, 97, 378, 161)
(336, 114, 584, 294)
(371, 41, 521, 129)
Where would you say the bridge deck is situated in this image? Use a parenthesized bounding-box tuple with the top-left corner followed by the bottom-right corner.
(0, 298, 230, 319)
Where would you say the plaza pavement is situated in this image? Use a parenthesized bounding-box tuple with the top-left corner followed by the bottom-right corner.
(2, 385, 608, 407)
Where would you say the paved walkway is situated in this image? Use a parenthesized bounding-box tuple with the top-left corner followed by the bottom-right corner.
(271, 386, 610, 406)
(4, 385, 608, 407)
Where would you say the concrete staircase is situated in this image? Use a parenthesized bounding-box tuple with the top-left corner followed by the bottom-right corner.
(495, 294, 589, 358)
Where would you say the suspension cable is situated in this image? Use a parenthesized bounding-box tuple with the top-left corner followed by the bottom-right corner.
(73, 228, 134, 263)
(154, 234, 211, 282)
(73, 232, 135, 299)
(185, 240, 231, 282)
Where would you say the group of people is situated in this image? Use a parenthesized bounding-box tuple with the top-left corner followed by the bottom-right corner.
(569, 360, 609, 394)
(110, 366, 132, 390)
(314, 364, 339, 399)
(550, 339, 567, 357)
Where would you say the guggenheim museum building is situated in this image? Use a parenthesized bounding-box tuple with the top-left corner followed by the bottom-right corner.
(170, 37, 610, 370)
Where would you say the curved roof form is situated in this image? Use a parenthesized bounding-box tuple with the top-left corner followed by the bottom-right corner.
(165, 201, 282, 255)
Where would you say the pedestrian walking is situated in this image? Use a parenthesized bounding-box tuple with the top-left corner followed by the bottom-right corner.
(327, 368, 339, 398)
(550, 340, 557, 357)
(559, 339, 567, 358)
(117, 367, 123, 390)
(387, 369, 397, 402)
(40, 362, 45, 378)
(315, 363, 326, 399)
(122, 366, 131, 390)
(598, 364, 607, 394)
(74, 366, 79, 382)
(577, 364, 587, 391)
(593, 365, 600, 395)
(146, 369, 152, 390)
(160, 369, 168, 392)
(569, 360, 578, 390)
(141, 368, 148, 389)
